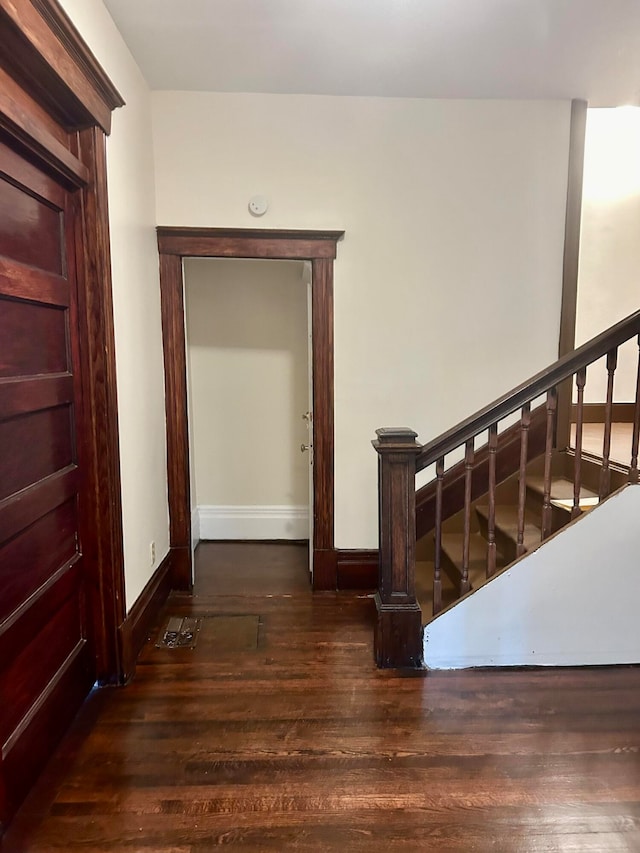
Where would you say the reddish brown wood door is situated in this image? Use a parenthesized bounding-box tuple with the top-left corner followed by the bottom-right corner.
(0, 139, 95, 825)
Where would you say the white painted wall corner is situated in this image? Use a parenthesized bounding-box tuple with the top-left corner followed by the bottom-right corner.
(191, 507, 201, 550)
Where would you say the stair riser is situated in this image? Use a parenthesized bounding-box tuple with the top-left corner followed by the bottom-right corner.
(476, 511, 519, 563)
(525, 488, 571, 535)
(561, 453, 628, 494)
(439, 549, 464, 592)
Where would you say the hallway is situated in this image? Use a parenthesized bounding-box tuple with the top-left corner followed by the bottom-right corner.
(4, 543, 640, 851)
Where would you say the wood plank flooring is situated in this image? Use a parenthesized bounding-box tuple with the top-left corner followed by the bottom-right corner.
(571, 421, 634, 467)
(4, 541, 640, 851)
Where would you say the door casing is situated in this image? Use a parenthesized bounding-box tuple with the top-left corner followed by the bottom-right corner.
(157, 227, 344, 591)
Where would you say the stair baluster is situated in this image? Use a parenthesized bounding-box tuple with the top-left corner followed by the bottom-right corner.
(486, 424, 498, 577)
(461, 439, 474, 595)
(516, 403, 531, 557)
(433, 456, 444, 614)
(632, 335, 640, 484)
(541, 388, 557, 540)
(600, 348, 618, 499)
(572, 367, 587, 518)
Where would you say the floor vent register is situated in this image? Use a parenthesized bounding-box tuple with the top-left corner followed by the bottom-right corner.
(157, 616, 201, 649)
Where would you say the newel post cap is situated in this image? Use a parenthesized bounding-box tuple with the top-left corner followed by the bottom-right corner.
(372, 427, 420, 453)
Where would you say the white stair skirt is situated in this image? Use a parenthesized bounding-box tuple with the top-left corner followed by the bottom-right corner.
(198, 505, 309, 540)
(423, 485, 640, 669)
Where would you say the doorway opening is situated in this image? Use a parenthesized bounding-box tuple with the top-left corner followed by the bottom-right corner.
(183, 257, 312, 577)
(157, 228, 344, 592)
(572, 107, 640, 460)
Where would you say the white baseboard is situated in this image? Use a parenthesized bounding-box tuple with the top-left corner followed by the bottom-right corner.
(198, 505, 309, 541)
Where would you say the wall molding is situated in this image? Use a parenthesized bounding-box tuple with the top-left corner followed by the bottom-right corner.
(198, 505, 309, 541)
(571, 402, 636, 424)
(336, 549, 378, 590)
(118, 551, 172, 683)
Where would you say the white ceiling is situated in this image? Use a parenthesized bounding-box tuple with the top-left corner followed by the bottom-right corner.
(102, 0, 640, 105)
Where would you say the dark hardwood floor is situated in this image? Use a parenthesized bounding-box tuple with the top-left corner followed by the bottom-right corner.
(4, 541, 640, 851)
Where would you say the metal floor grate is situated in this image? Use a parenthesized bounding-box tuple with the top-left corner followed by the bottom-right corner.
(156, 616, 201, 649)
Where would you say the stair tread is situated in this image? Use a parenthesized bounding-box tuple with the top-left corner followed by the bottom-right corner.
(440, 532, 499, 581)
(527, 475, 598, 503)
(475, 504, 542, 552)
(441, 531, 492, 559)
(476, 503, 539, 527)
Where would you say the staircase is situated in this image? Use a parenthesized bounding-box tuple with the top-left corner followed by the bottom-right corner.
(415, 449, 627, 622)
(372, 309, 640, 669)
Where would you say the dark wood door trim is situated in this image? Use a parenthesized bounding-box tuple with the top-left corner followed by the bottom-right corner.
(0, 0, 124, 133)
(157, 227, 344, 591)
(157, 227, 343, 260)
(309, 257, 336, 590)
(73, 126, 126, 683)
(159, 252, 191, 590)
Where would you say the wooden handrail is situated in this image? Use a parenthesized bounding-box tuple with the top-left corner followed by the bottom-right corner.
(416, 308, 640, 472)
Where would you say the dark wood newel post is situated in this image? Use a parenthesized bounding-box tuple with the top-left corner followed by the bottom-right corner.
(372, 428, 423, 668)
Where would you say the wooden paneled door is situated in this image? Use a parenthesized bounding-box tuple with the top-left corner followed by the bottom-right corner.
(0, 137, 95, 822)
(0, 0, 126, 830)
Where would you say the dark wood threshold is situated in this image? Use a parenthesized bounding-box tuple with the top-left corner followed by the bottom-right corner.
(118, 551, 172, 683)
(192, 542, 376, 592)
(336, 549, 378, 590)
(571, 402, 636, 423)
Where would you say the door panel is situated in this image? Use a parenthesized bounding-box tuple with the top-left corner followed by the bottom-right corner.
(0, 499, 77, 622)
(0, 135, 94, 826)
(0, 299, 68, 375)
(0, 596, 83, 740)
(0, 406, 74, 498)
(0, 177, 64, 274)
(1, 641, 90, 821)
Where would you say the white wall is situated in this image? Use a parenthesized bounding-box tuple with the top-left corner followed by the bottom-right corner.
(185, 259, 309, 538)
(58, 0, 169, 608)
(424, 485, 640, 668)
(577, 107, 640, 403)
(152, 93, 571, 549)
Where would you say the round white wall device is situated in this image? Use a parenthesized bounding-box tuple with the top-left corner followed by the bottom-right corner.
(248, 195, 269, 216)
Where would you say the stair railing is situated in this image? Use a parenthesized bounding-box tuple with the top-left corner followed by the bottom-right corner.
(372, 309, 640, 668)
